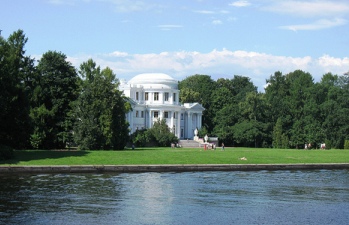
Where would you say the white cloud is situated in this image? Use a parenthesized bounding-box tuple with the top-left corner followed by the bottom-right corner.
(280, 18, 347, 31)
(65, 49, 349, 91)
(229, 0, 251, 7)
(194, 10, 215, 14)
(109, 51, 129, 57)
(212, 20, 223, 25)
(102, 0, 161, 13)
(158, 25, 183, 31)
(318, 55, 349, 72)
(264, 0, 349, 17)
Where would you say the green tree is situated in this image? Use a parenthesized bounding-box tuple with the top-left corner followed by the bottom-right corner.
(0, 30, 33, 150)
(179, 74, 216, 131)
(272, 118, 286, 148)
(211, 76, 257, 145)
(285, 70, 314, 148)
(265, 71, 289, 123)
(149, 118, 178, 147)
(131, 129, 154, 147)
(234, 92, 268, 147)
(73, 59, 129, 150)
(30, 51, 79, 149)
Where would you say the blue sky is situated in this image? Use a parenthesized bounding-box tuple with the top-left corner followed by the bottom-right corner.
(2, 0, 349, 91)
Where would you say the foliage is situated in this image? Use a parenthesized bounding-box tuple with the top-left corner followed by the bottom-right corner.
(30, 51, 79, 149)
(131, 129, 154, 147)
(272, 118, 290, 149)
(131, 119, 178, 147)
(149, 118, 178, 147)
(179, 74, 216, 131)
(0, 30, 33, 149)
(73, 59, 129, 150)
(198, 126, 209, 138)
(344, 140, 349, 150)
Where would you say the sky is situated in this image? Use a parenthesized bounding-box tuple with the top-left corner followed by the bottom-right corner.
(2, 0, 349, 91)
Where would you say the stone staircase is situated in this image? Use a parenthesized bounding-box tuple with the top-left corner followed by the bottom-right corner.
(178, 139, 202, 148)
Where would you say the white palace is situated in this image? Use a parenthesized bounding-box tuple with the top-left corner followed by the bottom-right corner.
(119, 73, 205, 139)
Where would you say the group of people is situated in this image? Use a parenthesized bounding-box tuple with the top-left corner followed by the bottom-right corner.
(204, 143, 225, 150)
(304, 143, 326, 149)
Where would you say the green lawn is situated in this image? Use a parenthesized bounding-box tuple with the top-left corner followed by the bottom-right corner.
(1, 147, 349, 166)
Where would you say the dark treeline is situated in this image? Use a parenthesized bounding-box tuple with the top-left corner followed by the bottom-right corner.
(181, 71, 349, 149)
(0, 30, 130, 158)
(1, 30, 349, 159)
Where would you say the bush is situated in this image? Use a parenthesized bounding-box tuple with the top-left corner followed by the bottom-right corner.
(344, 140, 349, 150)
(131, 119, 179, 147)
(0, 145, 15, 160)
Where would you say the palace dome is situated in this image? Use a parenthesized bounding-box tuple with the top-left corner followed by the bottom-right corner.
(128, 73, 178, 89)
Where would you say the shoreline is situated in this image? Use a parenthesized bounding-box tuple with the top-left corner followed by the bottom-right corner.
(1, 163, 349, 173)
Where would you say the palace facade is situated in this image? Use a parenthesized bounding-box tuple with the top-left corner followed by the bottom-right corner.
(119, 73, 204, 139)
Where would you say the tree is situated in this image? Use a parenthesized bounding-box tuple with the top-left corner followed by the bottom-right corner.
(149, 118, 178, 147)
(272, 118, 289, 149)
(285, 70, 314, 148)
(30, 51, 79, 149)
(73, 59, 129, 150)
(234, 92, 269, 147)
(179, 74, 216, 131)
(265, 71, 289, 123)
(131, 129, 154, 147)
(0, 30, 33, 150)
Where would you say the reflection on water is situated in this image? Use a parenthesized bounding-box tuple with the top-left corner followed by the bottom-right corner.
(1, 170, 349, 225)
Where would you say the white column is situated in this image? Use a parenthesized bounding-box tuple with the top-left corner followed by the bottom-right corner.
(177, 111, 181, 138)
(187, 112, 192, 139)
(198, 114, 202, 128)
(160, 110, 164, 120)
(148, 110, 152, 128)
(130, 111, 133, 133)
(171, 111, 174, 130)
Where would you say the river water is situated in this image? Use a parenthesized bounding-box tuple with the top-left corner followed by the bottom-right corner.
(1, 170, 349, 225)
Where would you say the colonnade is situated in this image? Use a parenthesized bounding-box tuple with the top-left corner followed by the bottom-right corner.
(127, 108, 203, 139)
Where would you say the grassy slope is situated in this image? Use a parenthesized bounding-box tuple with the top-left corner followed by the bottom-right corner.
(1, 148, 349, 166)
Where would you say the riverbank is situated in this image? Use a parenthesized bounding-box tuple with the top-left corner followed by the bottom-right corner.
(1, 163, 349, 174)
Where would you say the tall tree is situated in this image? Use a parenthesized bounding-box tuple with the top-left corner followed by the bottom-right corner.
(234, 92, 268, 147)
(265, 71, 289, 123)
(285, 70, 314, 148)
(30, 51, 79, 149)
(73, 59, 129, 150)
(0, 30, 33, 149)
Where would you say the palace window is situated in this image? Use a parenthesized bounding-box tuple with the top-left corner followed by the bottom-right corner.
(164, 92, 169, 101)
(154, 111, 159, 118)
(136, 111, 139, 117)
(136, 92, 139, 101)
(173, 112, 176, 119)
(141, 111, 144, 118)
(181, 113, 184, 120)
(154, 92, 159, 101)
(173, 93, 176, 102)
(145, 92, 149, 101)
(164, 111, 169, 118)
